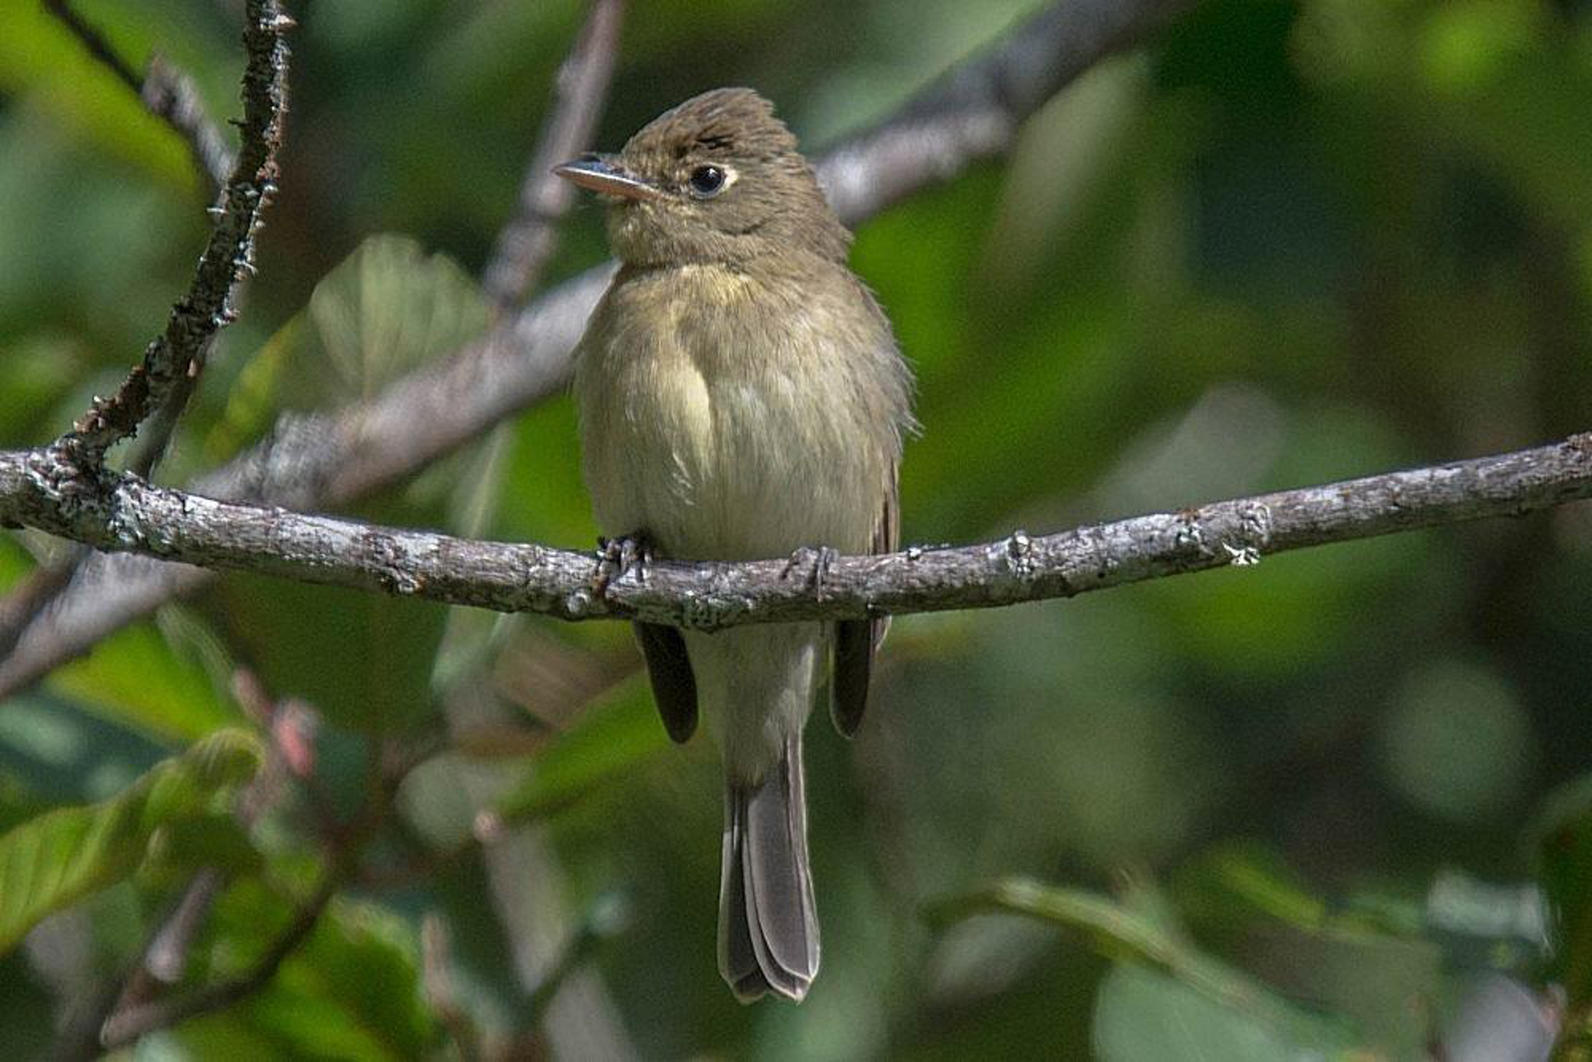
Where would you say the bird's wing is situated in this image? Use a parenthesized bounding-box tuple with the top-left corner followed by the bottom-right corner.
(636, 621, 698, 742)
(830, 467, 896, 737)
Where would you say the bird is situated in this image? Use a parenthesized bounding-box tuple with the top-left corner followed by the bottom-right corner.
(557, 87, 913, 1002)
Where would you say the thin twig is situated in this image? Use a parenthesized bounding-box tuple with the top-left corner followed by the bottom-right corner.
(42, 0, 142, 94)
(5, 0, 289, 678)
(16, 5, 256, 662)
(482, 0, 624, 310)
(98, 872, 339, 1048)
(2, 434, 1588, 629)
(0, 0, 1191, 693)
(53, 0, 291, 469)
(44, 2, 237, 197)
(422, 915, 485, 1060)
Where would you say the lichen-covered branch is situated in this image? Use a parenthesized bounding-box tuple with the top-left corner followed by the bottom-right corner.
(3, 436, 1586, 631)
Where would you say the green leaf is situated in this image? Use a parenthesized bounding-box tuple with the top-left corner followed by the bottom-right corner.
(47, 614, 243, 743)
(933, 877, 1352, 1048)
(217, 574, 447, 735)
(497, 675, 668, 822)
(0, 729, 262, 954)
(207, 234, 488, 462)
(1094, 963, 1354, 1062)
(148, 813, 266, 880)
(1535, 774, 1592, 1005)
(246, 899, 440, 1059)
(1176, 840, 1332, 936)
(1173, 843, 1444, 1054)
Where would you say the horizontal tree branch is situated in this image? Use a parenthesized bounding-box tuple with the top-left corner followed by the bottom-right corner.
(3, 435, 1586, 630)
(0, 0, 1191, 693)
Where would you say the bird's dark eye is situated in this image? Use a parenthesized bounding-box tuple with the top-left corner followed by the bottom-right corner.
(688, 165, 728, 198)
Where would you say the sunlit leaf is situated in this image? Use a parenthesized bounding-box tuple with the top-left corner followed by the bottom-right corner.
(0, 4, 191, 187)
(0, 729, 261, 954)
(208, 234, 489, 463)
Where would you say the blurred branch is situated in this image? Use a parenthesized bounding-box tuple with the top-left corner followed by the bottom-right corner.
(97, 871, 338, 1048)
(818, 0, 1194, 223)
(2, 434, 1587, 629)
(52, 0, 291, 469)
(142, 54, 239, 196)
(42, 1, 142, 92)
(0, 0, 1187, 694)
(482, 0, 624, 310)
(94, 731, 423, 1048)
(43, 1, 235, 191)
(0, 559, 77, 663)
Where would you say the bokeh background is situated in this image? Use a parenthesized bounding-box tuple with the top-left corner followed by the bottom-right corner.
(3, 0, 1592, 1057)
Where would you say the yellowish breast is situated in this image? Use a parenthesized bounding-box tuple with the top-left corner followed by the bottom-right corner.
(574, 262, 894, 561)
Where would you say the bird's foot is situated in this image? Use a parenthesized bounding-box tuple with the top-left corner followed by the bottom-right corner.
(593, 531, 653, 597)
(782, 545, 839, 600)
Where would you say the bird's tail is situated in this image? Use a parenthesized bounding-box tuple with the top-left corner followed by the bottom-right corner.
(718, 731, 819, 1002)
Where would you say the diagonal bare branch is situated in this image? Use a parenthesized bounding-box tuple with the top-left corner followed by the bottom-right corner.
(0, 0, 1190, 696)
(482, 0, 624, 309)
(2, 435, 1587, 629)
(95, 866, 338, 1048)
(44, 0, 237, 196)
(52, 0, 291, 469)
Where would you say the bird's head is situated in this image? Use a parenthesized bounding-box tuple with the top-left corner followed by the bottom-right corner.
(556, 88, 849, 268)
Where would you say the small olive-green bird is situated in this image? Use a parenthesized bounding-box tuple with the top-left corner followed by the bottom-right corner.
(556, 88, 913, 1002)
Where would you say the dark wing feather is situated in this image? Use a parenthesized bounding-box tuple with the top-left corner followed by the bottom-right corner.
(831, 472, 897, 737)
(635, 621, 698, 742)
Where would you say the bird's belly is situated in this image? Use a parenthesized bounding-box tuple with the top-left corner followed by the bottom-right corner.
(584, 355, 875, 562)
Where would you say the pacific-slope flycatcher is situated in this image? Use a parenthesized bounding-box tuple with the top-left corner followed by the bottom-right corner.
(557, 88, 913, 1002)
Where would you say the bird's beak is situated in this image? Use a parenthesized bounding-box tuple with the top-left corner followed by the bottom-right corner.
(553, 153, 662, 201)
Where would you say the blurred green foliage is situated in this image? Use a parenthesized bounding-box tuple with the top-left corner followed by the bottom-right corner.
(2, 0, 1591, 1057)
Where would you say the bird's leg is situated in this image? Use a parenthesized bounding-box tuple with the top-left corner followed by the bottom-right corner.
(782, 545, 839, 601)
(593, 531, 654, 597)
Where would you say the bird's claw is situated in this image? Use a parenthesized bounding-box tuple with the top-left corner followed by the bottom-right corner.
(783, 545, 839, 600)
(593, 532, 653, 597)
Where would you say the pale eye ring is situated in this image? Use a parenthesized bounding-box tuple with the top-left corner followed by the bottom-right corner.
(687, 164, 728, 198)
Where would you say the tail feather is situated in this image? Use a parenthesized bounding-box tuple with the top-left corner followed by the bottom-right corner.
(718, 733, 819, 1002)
